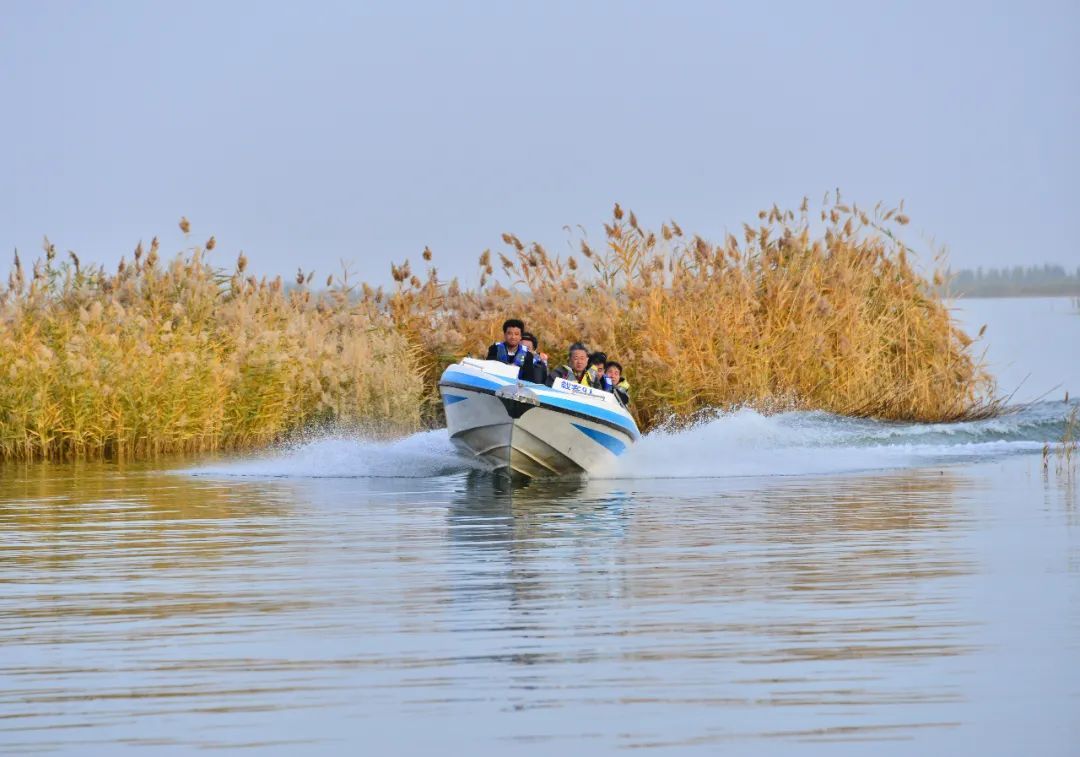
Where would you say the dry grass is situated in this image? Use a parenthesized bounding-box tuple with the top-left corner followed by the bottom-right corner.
(394, 195, 998, 430)
(1045, 400, 1079, 476)
(1061, 405, 1079, 474)
(1, 195, 998, 461)
(0, 229, 422, 461)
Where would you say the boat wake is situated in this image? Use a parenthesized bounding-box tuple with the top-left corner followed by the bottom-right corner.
(189, 430, 485, 479)
(188, 401, 1075, 480)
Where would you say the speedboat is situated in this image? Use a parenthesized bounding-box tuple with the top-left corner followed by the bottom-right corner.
(438, 358, 640, 479)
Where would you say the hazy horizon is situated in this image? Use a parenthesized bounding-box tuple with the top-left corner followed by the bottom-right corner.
(4, 0, 1079, 286)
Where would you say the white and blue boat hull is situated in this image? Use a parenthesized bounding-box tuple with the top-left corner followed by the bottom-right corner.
(439, 359, 639, 479)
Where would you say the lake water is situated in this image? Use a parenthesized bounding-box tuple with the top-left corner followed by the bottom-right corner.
(2, 298, 1078, 755)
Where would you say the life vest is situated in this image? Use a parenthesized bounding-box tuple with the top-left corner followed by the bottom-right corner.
(613, 379, 630, 406)
(599, 376, 630, 393)
(556, 365, 594, 386)
(495, 341, 529, 367)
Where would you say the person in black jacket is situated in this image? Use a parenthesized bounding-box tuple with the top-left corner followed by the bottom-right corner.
(519, 332, 549, 384)
(588, 351, 607, 377)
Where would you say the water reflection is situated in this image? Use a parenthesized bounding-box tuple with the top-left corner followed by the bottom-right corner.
(440, 470, 976, 746)
(1, 460, 1077, 753)
(447, 472, 628, 548)
(0, 463, 320, 752)
(446, 473, 631, 638)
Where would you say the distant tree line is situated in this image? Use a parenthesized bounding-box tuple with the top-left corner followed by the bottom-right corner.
(945, 264, 1080, 297)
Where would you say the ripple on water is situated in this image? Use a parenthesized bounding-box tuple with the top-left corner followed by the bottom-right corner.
(1, 449, 1078, 754)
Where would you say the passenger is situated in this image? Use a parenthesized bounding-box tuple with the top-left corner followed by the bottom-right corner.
(587, 351, 607, 387)
(549, 343, 597, 386)
(519, 332, 549, 384)
(601, 360, 631, 406)
(485, 318, 530, 367)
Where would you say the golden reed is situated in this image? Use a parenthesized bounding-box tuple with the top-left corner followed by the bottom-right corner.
(1, 196, 997, 460)
(0, 231, 422, 460)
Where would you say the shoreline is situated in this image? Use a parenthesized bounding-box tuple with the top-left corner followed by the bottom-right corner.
(947, 293, 1080, 300)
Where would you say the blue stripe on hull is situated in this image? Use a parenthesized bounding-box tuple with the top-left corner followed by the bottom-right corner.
(571, 423, 628, 455)
(441, 369, 511, 391)
(537, 393, 639, 439)
(439, 368, 640, 439)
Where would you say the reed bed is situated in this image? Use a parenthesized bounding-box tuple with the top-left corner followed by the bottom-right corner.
(392, 195, 997, 430)
(1, 196, 997, 461)
(0, 232, 422, 461)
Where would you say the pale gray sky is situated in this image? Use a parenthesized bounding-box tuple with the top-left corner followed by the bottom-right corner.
(3, 0, 1078, 285)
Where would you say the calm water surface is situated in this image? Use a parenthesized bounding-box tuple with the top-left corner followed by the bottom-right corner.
(1, 298, 1078, 755)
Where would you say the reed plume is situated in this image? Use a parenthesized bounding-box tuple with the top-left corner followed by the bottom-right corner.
(1, 197, 998, 461)
(0, 235, 422, 461)
(390, 197, 998, 430)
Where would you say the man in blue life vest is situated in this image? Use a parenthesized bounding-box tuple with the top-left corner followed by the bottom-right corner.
(486, 319, 530, 366)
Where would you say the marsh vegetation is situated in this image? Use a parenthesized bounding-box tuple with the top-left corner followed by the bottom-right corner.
(0, 196, 998, 461)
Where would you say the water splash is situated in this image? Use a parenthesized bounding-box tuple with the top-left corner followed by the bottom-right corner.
(189, 429, 481, 478)
(605, 405, 1065, 479)
(188, 401, 1073, 480)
